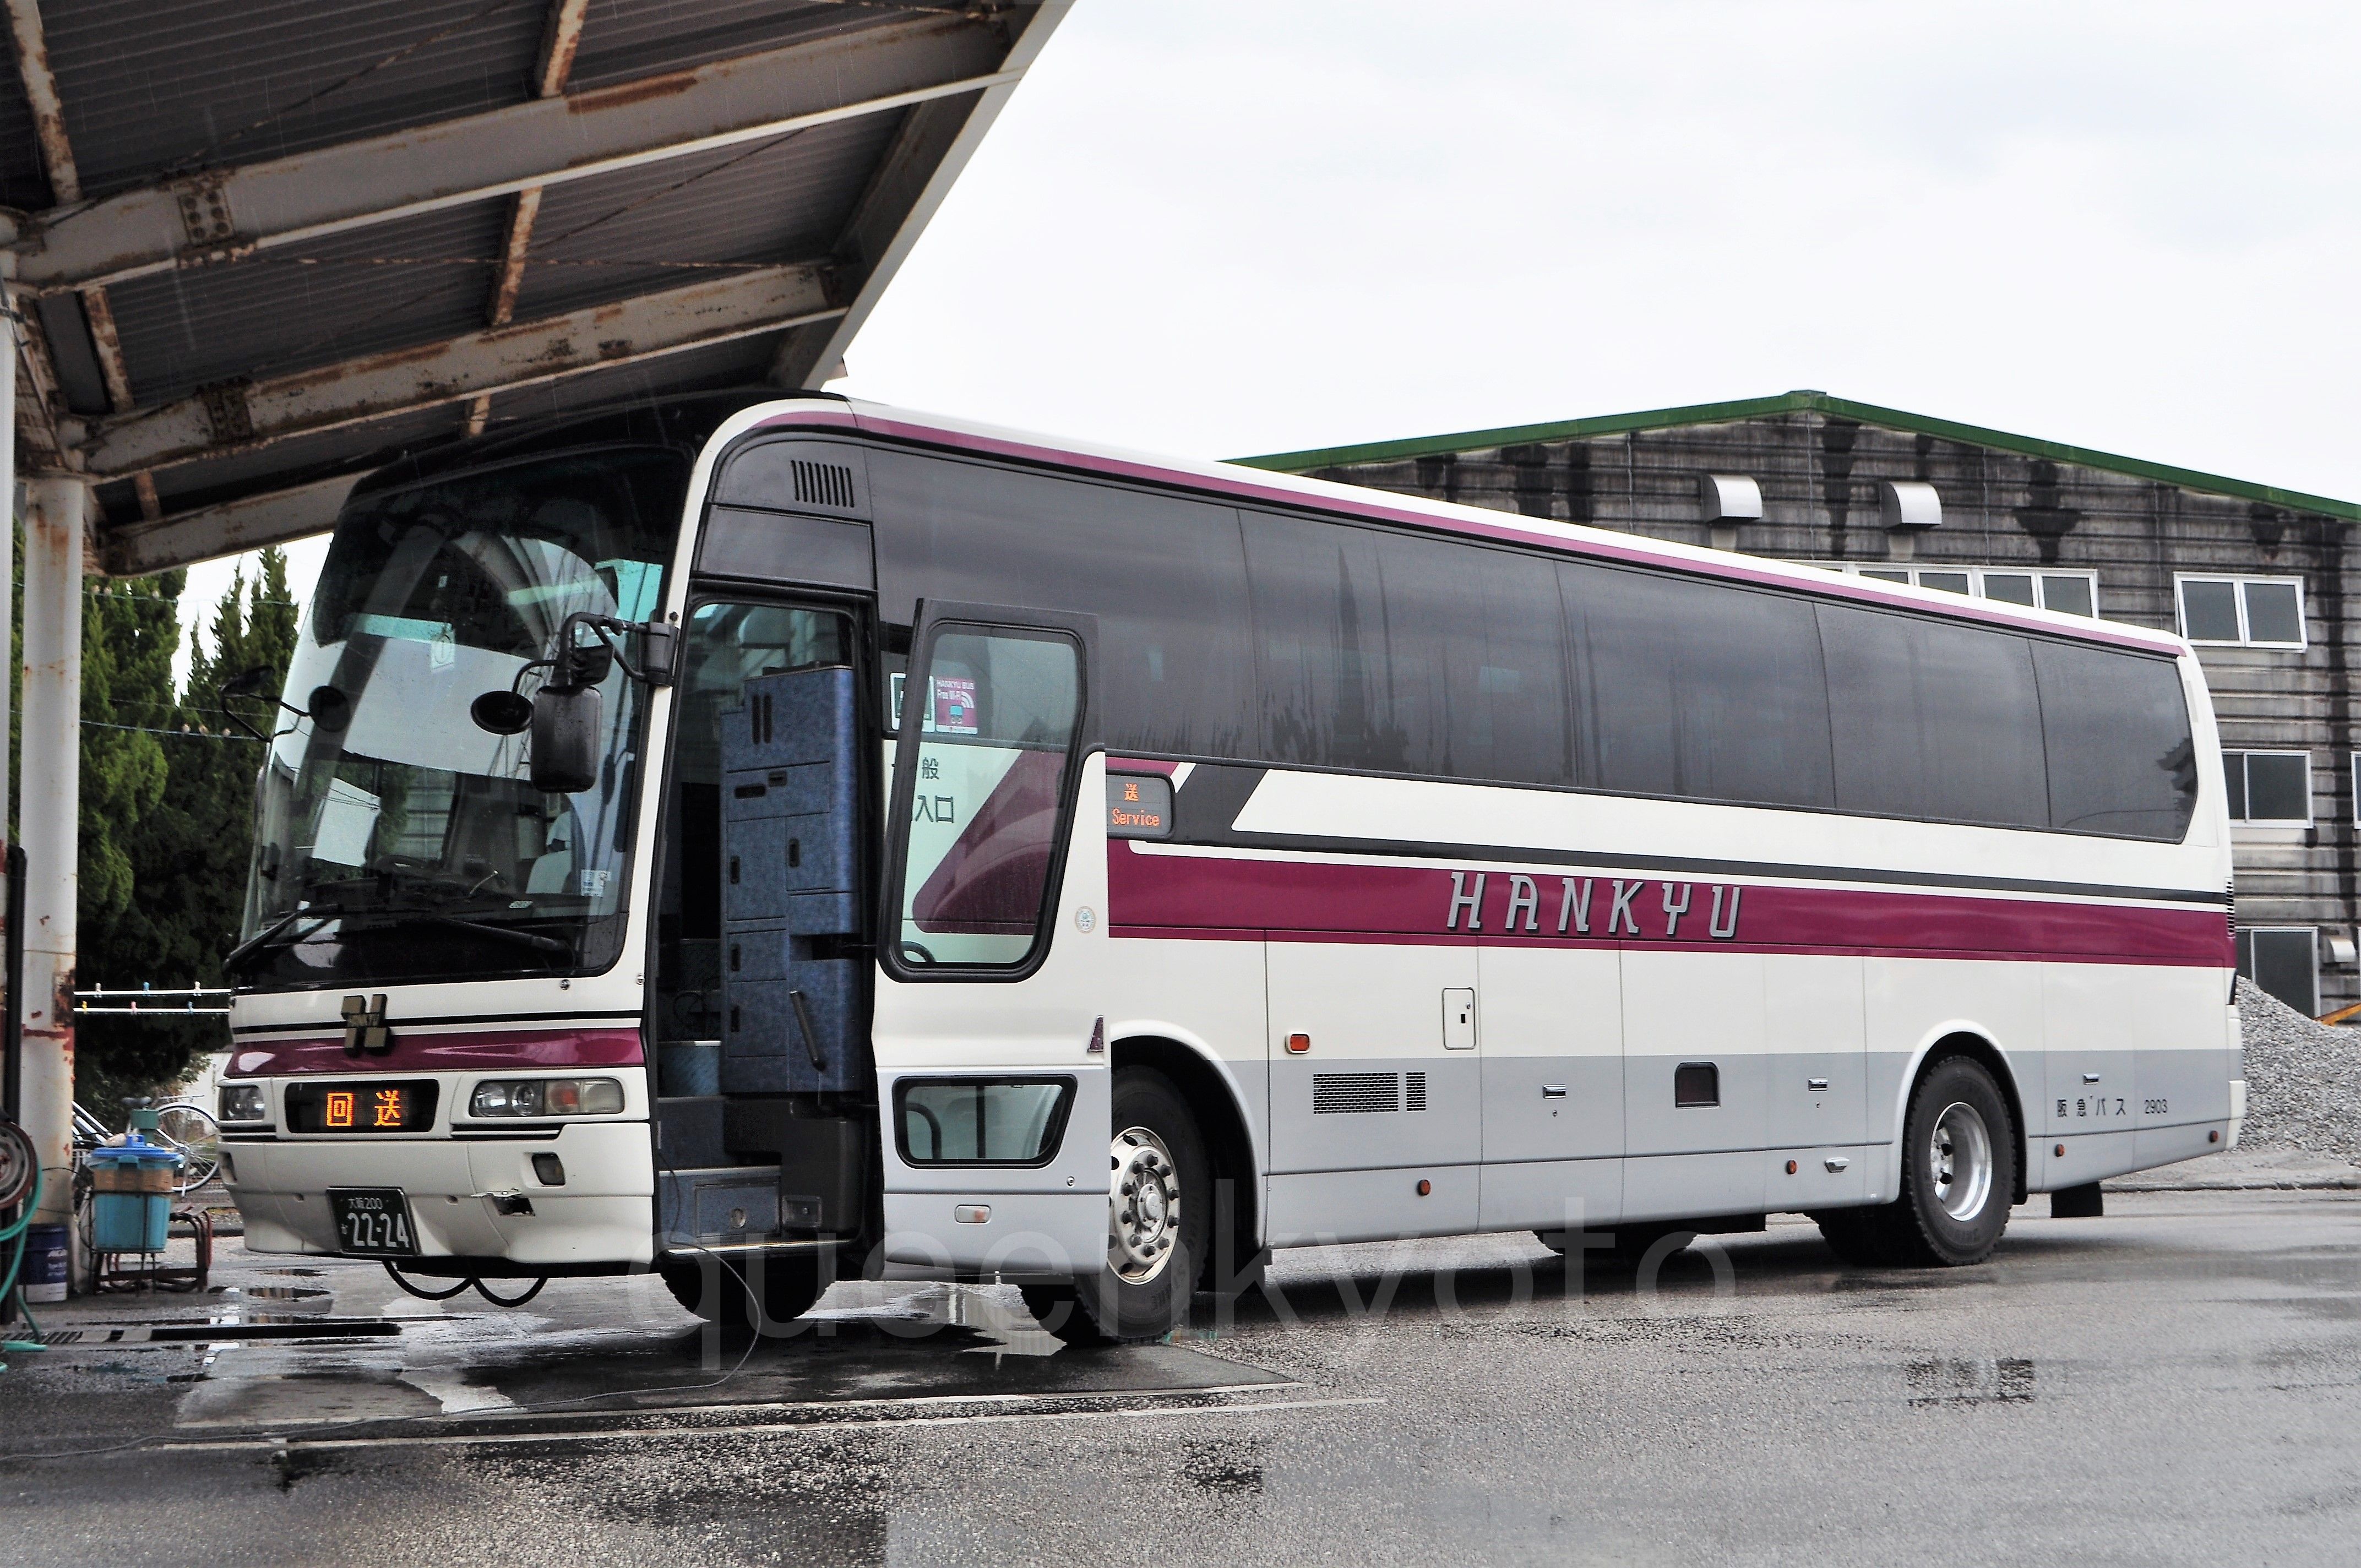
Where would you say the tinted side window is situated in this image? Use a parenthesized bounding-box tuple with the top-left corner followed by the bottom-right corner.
(1562, 562, 1834, 809)
(1819, 603, 2048, 827)
(1238, 514, 1568, 782)
(1243, 513, 1410, 772)
(869, 454, 1253, 758)
(2032, 642, 2197, 840)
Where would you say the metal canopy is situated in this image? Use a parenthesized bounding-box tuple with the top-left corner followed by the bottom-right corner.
(2, 0, 1067, 574)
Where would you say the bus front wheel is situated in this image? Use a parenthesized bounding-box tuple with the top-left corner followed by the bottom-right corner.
(660, 1249, 825, 1335)
(1020, 1066, 1209, 1347)
(1816, 1054, 2016, 1267)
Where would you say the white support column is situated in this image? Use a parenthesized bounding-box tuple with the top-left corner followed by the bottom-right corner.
(0, 263, 15, 1129)
(19, 475, 81, 1228)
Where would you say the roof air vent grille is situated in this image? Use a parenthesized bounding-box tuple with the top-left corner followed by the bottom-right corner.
(791, 458, 857, 511)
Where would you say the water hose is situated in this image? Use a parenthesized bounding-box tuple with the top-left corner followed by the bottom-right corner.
(2, 1166, 50, 1367)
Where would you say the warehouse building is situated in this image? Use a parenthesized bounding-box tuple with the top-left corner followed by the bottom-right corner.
(1239, 390, 2361, 1017)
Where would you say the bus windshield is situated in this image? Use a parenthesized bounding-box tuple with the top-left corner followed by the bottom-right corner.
(233, 448, 684, 989)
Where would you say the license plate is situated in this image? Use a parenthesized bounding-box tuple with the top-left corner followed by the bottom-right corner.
(329, 1188, 419, 1256)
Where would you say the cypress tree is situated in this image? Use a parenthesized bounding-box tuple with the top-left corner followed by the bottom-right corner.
(73, 551, 297, 1113)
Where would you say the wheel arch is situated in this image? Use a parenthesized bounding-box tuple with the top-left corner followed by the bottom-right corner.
(1109, 1030, 1264, 1273)
(1885, 1025, 2032, 1207)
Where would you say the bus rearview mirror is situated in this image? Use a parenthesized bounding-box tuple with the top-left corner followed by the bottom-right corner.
(529, 684, 602, 794)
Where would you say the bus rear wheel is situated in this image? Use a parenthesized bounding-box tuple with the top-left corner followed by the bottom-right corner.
(1020, 1066, 1208, 1347)
(660, 1250, 826, 1335)
(1815, 1054, 2016, 1267)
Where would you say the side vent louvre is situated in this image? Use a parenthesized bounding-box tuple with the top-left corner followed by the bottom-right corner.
(1313, 1072, 1400, 1115)
(2227, 878, 2237, 939)
(791, 458, 857, 511)
(1405, 1071, 1428, 1112)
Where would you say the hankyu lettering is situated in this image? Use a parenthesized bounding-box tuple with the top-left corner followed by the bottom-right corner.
(1559, 878, 1592, 935)
(1505, 875, 1540, 932)
(1708, 885, 1742, 940)
(1447, 871, 1487, 930)
(1607, 880, 1642, 935)
(1440, 869, 1745, 941)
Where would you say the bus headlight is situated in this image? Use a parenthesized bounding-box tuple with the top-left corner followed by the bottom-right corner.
(469, 1077, 624, 1118)
(219, 1083, 269, 1122)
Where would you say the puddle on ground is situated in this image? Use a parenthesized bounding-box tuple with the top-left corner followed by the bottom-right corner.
(1907, 1355, 2036, 1407)
(155, 1282, 1286, 1431)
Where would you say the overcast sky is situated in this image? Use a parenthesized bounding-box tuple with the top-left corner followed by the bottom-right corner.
(181, 0, 2361, 666)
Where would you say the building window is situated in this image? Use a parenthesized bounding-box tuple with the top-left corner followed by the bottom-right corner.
(2224, 750, 2311, 824)
(2238, 927, 2318, 1017)
(1803, 563, 2099, 616)
(2177, 575, 2305, 649)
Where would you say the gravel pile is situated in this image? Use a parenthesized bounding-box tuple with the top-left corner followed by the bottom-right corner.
(2235, 977, 2361, 1164)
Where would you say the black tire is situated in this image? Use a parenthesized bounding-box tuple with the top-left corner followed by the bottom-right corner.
(1820, 1054, 2017, 1267)
(1020, 1066, 1208, 1347)
(660, 1249, 825, 1335)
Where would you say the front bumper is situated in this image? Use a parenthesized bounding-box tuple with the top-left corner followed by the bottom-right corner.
(224, 1120, 656, 1267)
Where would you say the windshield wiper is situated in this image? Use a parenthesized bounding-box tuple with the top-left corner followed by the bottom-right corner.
(222, 904, 343, 978)
(418, 913, 573, 957)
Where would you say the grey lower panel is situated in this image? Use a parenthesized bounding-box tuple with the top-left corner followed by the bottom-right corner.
(1477, 1157, 1622, 1232)
(1266, 1165, 1479, 1246)
(1622, 1152, 1762, 1224)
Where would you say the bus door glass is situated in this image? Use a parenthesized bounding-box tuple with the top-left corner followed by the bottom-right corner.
(877, 604, 1110, 1280)
(889, 617, 1086, 971)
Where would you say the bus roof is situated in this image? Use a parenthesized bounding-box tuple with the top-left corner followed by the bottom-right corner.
(732, 396, 2191, 660)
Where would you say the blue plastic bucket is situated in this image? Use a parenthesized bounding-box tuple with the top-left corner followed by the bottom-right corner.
(21, 1222, 68, 1303)
(92, 1191, 171, 1252)
(88, 1138, 182, 1254)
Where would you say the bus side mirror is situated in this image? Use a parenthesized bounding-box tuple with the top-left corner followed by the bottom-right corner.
(529, 684, 602, 794)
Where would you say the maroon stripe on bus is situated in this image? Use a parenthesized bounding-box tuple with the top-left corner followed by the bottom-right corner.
(1106, 843, 2232, 967)
(826, 410, 2183, 657)
(226, 1027, 643, 1079)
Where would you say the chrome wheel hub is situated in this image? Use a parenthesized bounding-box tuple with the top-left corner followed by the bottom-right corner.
(1929, 1101, 1994, 1223)
(1109, 1125, 1180, 1284)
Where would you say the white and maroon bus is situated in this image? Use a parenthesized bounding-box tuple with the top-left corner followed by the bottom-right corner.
(214, 393, 2243, 1341)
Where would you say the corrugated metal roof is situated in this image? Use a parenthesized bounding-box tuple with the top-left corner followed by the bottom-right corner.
(42, 0, 551, 199)
(6, 0, 1068, 571)
(511, 108, 896, 320)
(107, 203, 509, 404)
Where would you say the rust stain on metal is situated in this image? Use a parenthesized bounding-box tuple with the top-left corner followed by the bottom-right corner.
(532, 0, 591, 99)
(78, 286, 136, 412)
(567, 68, 699, 115)
(6, 0, 82, 204)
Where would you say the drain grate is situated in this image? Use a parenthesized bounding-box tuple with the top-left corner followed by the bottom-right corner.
(16, 1320, 401, 1347)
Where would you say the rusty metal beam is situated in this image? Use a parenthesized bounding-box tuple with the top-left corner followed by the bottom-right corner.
(18, 14, 1018, 296)
(81, 262, 841, 477)
(773, 1, 1070, 389)
(531, 0, 591, 99)
(102, 471, 356, 577)
(8, 283, 72, 473)
(6, 0, 139, 431)
(467, 0, 591, 438)
(4, 0, 79, 203)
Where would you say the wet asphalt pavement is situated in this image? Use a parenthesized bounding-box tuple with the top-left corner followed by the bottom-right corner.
(3, 1190, 2358, 1566)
